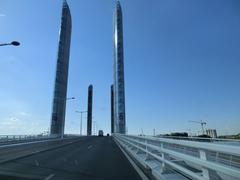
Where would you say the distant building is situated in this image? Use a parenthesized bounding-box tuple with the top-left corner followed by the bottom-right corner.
(50, 0, 72, 136)
(113, 1, 126, 134)
(206, 129, 217, 138)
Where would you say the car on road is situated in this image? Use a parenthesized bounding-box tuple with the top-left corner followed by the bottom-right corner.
(98, 130, 104, 137)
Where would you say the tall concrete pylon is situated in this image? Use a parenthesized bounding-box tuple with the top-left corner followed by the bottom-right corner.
(50, 0, 72, 137)
(111, 84, 114, 134)
(113, 1, 126, 134)
(87, 85, 93, 136)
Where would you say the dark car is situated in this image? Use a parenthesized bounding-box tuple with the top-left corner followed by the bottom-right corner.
(98, 130, 104, 137)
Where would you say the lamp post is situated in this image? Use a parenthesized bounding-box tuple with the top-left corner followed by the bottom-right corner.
(56, 97, 75, 139)
(56, 96, 75, 102)
(75, 110, 87, 135)
(57, 97, 75, 101)
(0, 41, 20, 47)
(93, 120, 98, 135)
(66, 97, 75, 100)
(61, 97, 75, 138)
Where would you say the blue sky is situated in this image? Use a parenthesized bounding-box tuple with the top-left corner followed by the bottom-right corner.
(0, 0, 240, 135)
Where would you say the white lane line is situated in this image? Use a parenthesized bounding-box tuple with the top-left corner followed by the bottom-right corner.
(34, 160, 39, 166)
(44, 174, 55, 180)
(87, 145, 92, 149)
(74, 160, 78, 166)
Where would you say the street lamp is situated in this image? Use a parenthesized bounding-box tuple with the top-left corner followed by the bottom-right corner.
(57, 96, 75, 139)
(75, 110, 87, 135)
(0, 41, 20, 47)
(57, 97, 75, 101)
(93, 120, 98, 135)
(66, 97, 75, 100)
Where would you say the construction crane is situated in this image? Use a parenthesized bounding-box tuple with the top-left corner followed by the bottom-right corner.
(189, 120, 207, 135)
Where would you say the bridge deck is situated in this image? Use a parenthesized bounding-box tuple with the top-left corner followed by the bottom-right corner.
(0, 136, 142, 180)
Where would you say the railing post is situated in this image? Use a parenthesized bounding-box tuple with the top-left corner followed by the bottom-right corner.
(145, 139, 147, 152)
(160, 143, 165, 174)
(145, 139, 148, 160)
(199, 149, 210, 180)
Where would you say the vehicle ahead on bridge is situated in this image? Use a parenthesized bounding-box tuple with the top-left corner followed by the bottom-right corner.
(98, 130, 104, 137)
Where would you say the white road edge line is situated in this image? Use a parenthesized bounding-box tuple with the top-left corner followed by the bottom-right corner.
(44, 173, 55, 180)
(115, 140, 149, 180)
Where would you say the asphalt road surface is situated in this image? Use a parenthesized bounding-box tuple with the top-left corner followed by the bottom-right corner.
(0, 136, 142, 180)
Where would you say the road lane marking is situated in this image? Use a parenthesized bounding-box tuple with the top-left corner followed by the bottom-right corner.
(44, 174, 55, 180)
(34, 160, 39, 166)
(87, 145, 92, 149)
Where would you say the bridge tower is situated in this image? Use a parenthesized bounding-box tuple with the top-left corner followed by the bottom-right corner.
(87, 85, 93, 136)
(50, 0, 72, 137)
(111, 85, 114, 134)
(113, 1, 126, 134)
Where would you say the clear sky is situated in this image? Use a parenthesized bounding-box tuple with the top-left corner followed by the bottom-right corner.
(0, 0, 240, 136)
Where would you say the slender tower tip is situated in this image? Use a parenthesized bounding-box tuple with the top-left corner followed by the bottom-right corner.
(63, 0, 68, 6)
(116, 1, 121, 6)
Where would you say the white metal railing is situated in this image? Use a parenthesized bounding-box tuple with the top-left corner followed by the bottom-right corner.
(113, 134, 240, 180)
(154, 135, 240, 146)
(0, 134, 59, 143)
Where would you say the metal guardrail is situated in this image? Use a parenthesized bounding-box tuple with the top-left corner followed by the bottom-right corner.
(0, 134, 59, 143)
(154, 135, 240, 146)
(113, 134, 240, 180)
